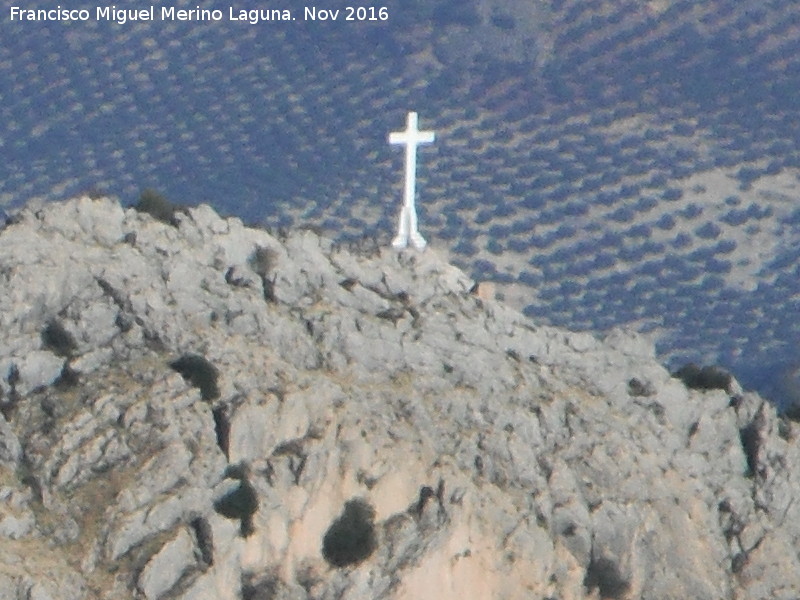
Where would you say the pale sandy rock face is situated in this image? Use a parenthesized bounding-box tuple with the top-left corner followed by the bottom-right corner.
(1, 197, 799, 599)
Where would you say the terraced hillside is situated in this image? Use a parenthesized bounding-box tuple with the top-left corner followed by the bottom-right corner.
(2, 0, 800, 404)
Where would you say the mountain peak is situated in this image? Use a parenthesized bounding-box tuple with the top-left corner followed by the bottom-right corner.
(1, 196, 799, 599)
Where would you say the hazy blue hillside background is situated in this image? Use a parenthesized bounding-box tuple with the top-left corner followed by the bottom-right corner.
(3, 0, 800, 407)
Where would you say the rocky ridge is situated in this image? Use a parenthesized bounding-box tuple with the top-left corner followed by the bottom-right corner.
(1, 196, 799, 599)
(5, 0, 800, 402)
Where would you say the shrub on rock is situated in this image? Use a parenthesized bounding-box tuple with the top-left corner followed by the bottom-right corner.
(213, 465, 258, 537)
(241, 574, 278, 600)
(169, 354, 220, 401)
(248, 246, 278, 302)
(248, 246, 276, 278)
(584, 556, 630, 599)
(672, 363, 732, 392)
(134, 188, 181, 226)
(322, 499, 377, 568)
(41, 319, 77, 357)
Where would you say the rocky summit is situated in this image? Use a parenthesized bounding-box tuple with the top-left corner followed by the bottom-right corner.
(1, 196, 800, 600)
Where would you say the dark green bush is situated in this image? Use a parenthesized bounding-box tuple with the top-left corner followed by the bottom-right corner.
(583, 556, 630, 599)
(213, 480, 258, 520)
(134, 188, 181, 225)
(322, 499, 377, 567)
(248, 246, 276, 277)
(490, 12, 515, 30)
(672, 363, 732, 392)
(42, 319, 77, 357)
(214, 467, 258, 537)
(248, 246, 278, 302)
(82, 186, 107, 200)
(241, 574, 277, 600)
(54, 363, 80, 389)
(627, 378, 655, 397)
(169, 354, 220, 401)
(739, 421, 761, 477)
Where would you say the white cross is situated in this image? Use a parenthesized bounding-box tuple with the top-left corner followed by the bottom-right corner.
(389, 111, 435, 250)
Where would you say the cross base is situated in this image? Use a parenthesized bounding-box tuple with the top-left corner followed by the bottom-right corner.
(392, 204, 427, 250)
(392, 231, 427, 251)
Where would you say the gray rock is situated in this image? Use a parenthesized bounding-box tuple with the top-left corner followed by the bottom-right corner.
(0, 513, 34, 541)
(0, 484, 35, 540)
(0, 416, 21, 466)
(138, 528, 199, 600)
(0, 575, 16, 600)
(25, 582, 55, 600)
(10, 351, 64, 396)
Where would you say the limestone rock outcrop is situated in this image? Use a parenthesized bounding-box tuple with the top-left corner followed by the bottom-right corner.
(1, 196, 799, 599)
